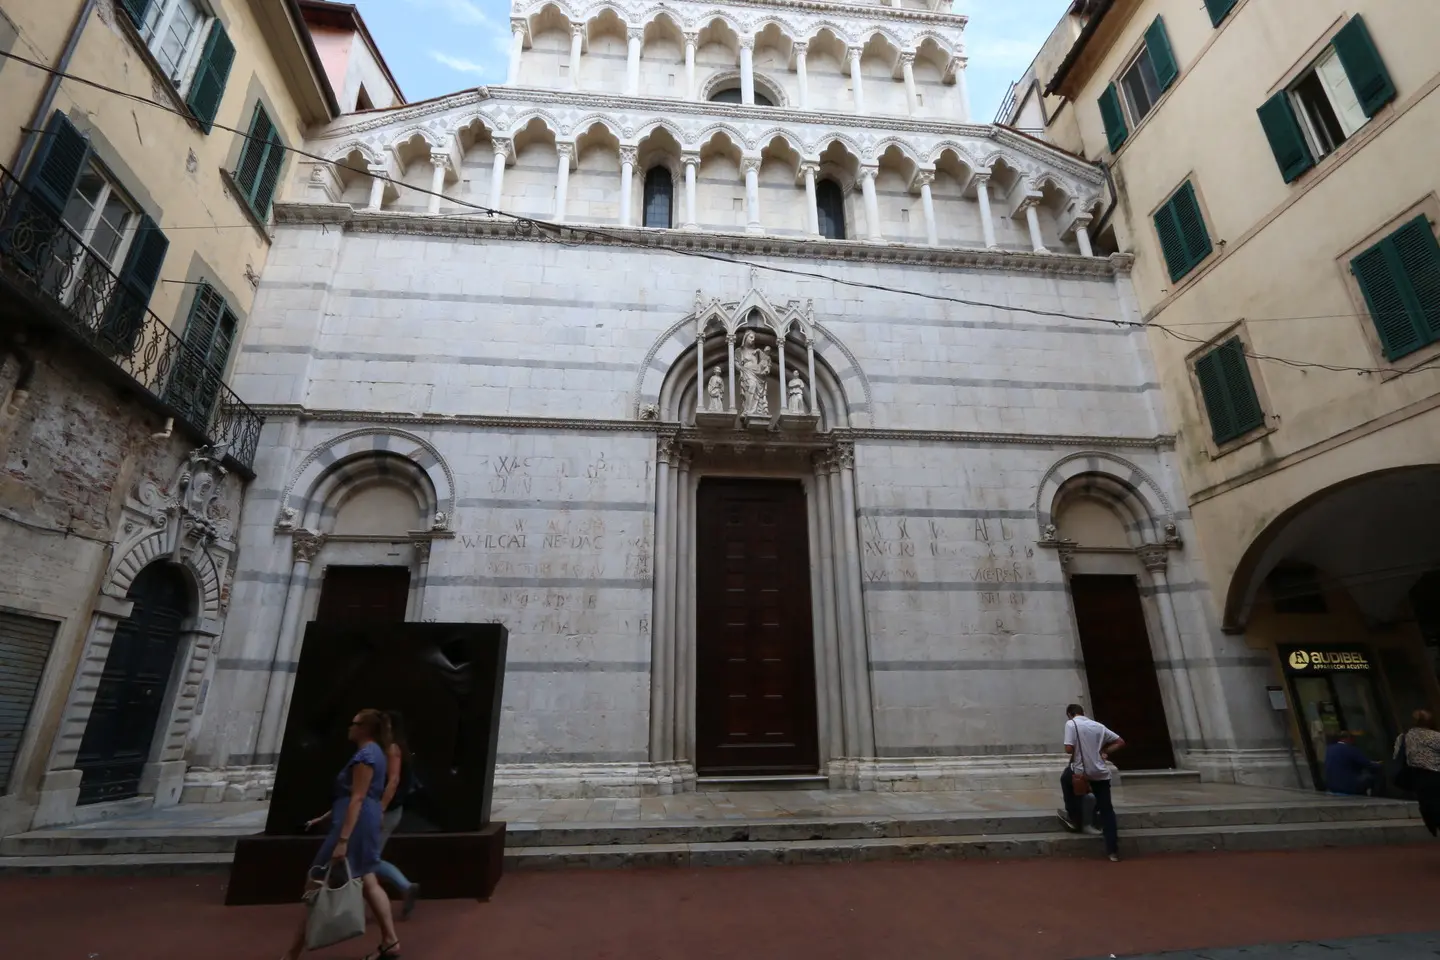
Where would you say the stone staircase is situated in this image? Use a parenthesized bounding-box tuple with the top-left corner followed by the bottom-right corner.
(0, 796, 1426, 876)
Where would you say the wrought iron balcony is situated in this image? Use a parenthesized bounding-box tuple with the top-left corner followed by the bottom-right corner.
(0, 165, 262, 475)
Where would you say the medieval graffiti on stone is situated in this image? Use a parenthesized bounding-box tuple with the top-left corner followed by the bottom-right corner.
(737, 331, 772, 417)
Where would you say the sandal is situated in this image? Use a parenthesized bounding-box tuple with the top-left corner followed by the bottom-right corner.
(364, 941, 401, 960)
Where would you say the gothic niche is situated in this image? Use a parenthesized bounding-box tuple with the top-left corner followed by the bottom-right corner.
(691, 288, 821, 436)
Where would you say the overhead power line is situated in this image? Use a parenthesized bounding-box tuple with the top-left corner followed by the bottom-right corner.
(2, 49, 1435, 379)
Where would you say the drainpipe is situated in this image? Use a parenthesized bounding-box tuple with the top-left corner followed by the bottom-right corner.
(1090, 157, 1120, 245)
(12, 0, 97, 175)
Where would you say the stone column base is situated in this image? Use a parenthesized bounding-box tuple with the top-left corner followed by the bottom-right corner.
(1179, 748, 1306, 789)
(828, 755, 1069, 793)
(140, 760, 188, 808)
(181, 765, 275, 803)
(492, 761, 697, 800)
(31, 769, 83, 828)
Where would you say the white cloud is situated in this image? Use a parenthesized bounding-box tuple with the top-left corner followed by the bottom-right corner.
(430, 50, 491, 76)
(403, 0, 492, 27)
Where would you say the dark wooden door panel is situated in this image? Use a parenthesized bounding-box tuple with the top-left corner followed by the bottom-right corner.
(316, 566, 411, 624)
(696, 479, 818, 775)
(1069, 574, 1176, 770)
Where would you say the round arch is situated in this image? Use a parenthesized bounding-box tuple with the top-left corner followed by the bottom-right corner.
(278, 428, 456, 532)
(1035, 451, 1175, 545)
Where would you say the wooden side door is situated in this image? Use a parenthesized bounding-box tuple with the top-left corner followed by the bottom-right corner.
(315, 566, 412, 624)
(695, 479, 818, 775)
(1069, 574, 1176, 770)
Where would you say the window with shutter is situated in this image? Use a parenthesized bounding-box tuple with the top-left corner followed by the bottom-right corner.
(0, 612, 59, 792)
(100, 215, 169, 354)
(185, 21, 233, 133)
(233, 103, 286, 220)
(1154, 181, 1212, 283)
(1204, 0, 1237, 28)
(1098, 84, 1128, 153)
(1257, 92, 1315, 183)
(1332, 15, 1395, 118)
(166, 283, 236, 427)
(1114, 19, 1177, 133)
(1143, 17, 1179, 91)
(24, 112, 91, 219)
(1351, 216, 1440, 361)
(1195, 337, 1264, 445)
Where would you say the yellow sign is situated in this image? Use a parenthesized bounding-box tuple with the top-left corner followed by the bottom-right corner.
(1285, 649, 1370, 672)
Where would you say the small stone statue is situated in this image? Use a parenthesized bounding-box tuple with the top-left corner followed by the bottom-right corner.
(432, 511, 448, 531)
(786, 371, 807, 414)
(704, 366, 725, 412)
(277, 506, 297, 530)
(1164, 521, 1180, 543)
(1042, 523, 1058, 542)
(736, 331, 772, 417)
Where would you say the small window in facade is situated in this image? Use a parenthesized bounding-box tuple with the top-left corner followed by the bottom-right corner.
(1290, 48, 1367, 160)
(119, 0, 233, 131)
(167, 282, 238, 426)
(1351, 215, 1440, 361)
(60, 163, 138, 271)
(642, 166, 673, 229)
(709, 87, 774, 107)
(355, 85, 374, 111)
(1153, 180, 1212, 282)
(1194, 336, 1264, 445)
(232, 103, 286, 221)
(1098, 17, 1177, 152)
(816, 179, 845, 240)
(139, 0, 208, 85)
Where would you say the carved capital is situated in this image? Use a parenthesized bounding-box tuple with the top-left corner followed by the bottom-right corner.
(291, 530, 326, 563)
(740, 157, 762, 176)
(738, 37, 754, 50)
(683, 31, 699, 46)
(430, 150, 450, 169)
(858, 163, 878, 182)
(412, 538, 433, 564)
(792, 40, 808, 55)
(725, 333, 736, 345)
(556, 142, 575, 159)
(569, 22, 586, 38)
(681, 151, 700, 168)
(1057, 544, 1076, 569)
(491, 136, 513, 159)
(913, 170, 935, 188)
(833, 441, 855, 471)
(618, 145, 638, 167)
(799, 160, 820, 178)
(971, 170, 992, 186)
(510, 17, 528, 35)
(1137, 544, 1169, 572)
(848, 45, 863, 61)
(628, 26, 644, 41)
(898, 51, 916, 66)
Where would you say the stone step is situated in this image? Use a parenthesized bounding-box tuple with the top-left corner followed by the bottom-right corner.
(0, 830, 250, 858)
(1119, 769, 1203, 785)
(696, 775, 832, 793)
(504, 818, 1431, 870)
(503, 798, 1414, 848)
(0, 852, 232, 877)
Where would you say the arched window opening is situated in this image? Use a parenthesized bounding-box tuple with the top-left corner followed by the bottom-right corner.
(643, 166, 674, 228)
(709, 87, 775, 107)
(816, 179, 846, 240)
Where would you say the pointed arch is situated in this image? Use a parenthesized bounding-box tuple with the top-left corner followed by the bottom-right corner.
(805, 21, 856, 48)
(325, 139, 383, 166)
(565, 113, 625, 141)
(872, 137, 924, 169)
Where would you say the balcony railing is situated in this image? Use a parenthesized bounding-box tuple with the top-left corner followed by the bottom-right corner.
(0, 165, 262, 474)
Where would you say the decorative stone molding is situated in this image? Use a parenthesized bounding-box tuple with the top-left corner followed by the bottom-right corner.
(1137, 543, 1169, 572)
(912, 169, 935, 188)
(291, 530, 326, 563)
(411, 537, 433, 564)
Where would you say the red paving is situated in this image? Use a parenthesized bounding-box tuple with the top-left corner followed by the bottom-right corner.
(6, 845, 1440, 960)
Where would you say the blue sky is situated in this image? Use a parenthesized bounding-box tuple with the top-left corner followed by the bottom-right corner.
(351, 0, 1072, 122)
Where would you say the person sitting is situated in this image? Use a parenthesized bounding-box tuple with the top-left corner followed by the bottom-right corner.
(1324, 731, 1380, 796)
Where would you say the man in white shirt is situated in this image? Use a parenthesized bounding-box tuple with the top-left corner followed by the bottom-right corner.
(1059, 703, 1125, 861)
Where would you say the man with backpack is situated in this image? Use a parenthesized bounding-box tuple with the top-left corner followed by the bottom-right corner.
(1058, 703, 1126, 862)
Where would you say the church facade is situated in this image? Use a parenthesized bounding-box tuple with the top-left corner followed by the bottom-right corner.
(186, 0, 1294, 801)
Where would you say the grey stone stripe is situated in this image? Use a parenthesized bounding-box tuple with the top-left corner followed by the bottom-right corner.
(328, 288, 678, 312)
(1137, 581, 1207, 596)
(871, 658, 1082, 671)
(506, 661, 648, 673)
(496, 751, 648, 764)
(858, 507, 1031, 519)
(876, 743, 1058, 758)
(1154, 656, 1271, 670)
(870, 374, 1159, 393)
(897, 315, 1130, 337)
(455, 498, 652, 511)
(862, 580, 1068, 593)
(233, 571, 307, 586)
(243, 344, 635, 372)
(215, 658, 297, 673)
(258, 280, 330, 292)
(426, 576, 649, 589)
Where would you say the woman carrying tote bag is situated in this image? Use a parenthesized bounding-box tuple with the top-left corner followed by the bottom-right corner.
(282, 709, 402, 960)
(1395, 709, 1440, 837)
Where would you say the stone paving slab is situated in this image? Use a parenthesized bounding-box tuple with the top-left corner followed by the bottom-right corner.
(1102, 931, 1440, 958)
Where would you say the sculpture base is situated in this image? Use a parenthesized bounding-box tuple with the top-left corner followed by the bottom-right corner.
(225, 823, 506, 905)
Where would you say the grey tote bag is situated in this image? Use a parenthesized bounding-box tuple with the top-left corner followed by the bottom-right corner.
(305, 860, 366, 950)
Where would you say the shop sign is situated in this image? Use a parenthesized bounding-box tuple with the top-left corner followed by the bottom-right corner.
(1283, 648, 1371, 673)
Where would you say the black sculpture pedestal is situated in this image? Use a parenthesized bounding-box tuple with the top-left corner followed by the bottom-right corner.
(226, 622, 507, 905)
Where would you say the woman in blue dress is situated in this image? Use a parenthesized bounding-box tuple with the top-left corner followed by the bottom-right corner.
(282, 708, 401, 960)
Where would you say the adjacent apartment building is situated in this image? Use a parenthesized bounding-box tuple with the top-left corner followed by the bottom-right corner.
(0, 0, 393, 835)
(1006, 0, 1440, 788)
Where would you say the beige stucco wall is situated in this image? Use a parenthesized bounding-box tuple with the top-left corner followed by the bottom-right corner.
(1051, 0, 1440, 615)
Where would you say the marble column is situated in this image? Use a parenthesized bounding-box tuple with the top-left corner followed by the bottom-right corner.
(953, 55, 971, 122)
(626, 27, 643, 96)
(684, 33, 698, 100)
(835, 444, 876, 757)
(426, 151, 448, 215)
(739, 38, 755, 105)
(1074, 215, 1094, 257)
(682, 153, 699, 229)
(1141, 546, 1205, 747)
(553, 143, 572, 222)
(254, 531, 324, 761)
(507, 19, 526, 84)
(805, 334, 817, 414)
(900, 51, 919, 115)
(618, 145, 637, 227)
(1022, 198, 1048, 253)
(812, 457, 843, 763)
(915, 170, 937, 246)
(849, 47, 866, 114)
(366, 166, 387, 211)
(821, 454, 858, 756)
(800, 161, 820, 237)
(568, 23, 583, 89)
(488, 138, 510, 213)
(649, 441, 674, 762)
(974, 172, 997, 249)
(673, 448, 692, 764)
(741, 156, 762, 234)
(859, 165, 882, 242)
(794, 41, 809, 110)
(725, 333, 737, 411)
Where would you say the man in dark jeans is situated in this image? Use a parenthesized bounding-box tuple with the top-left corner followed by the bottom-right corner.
(1058, 703, 1126, 861)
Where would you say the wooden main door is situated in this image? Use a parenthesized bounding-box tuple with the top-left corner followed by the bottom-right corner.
(76, 562, 190, 804)
(315, 566, 412, 623)
(696, 479, 818, 775)
(1069, 574, 1176, 770)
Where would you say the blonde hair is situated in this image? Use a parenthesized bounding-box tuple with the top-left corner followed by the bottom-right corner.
(353, 708, 393, 749)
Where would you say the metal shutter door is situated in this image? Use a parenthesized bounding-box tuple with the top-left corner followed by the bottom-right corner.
(0, 612, 58, 792)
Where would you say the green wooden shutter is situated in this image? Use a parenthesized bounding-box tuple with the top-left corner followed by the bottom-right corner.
(24, 111, 91, 219)
(118, 0, 151, 28)
(234, 104, 281, 218)
(1215, 338, 1264, 438)
(100, 215, 168, 353)
(1203, 0, 1237, 28)
(1352, 239, 1425, 360)
(186, 22, 234, 134)
(1389, 217, 1440, 341)
(1154, 198, 1188, 283)
(1145, 17, 1179, 91)
(253, 134, 286, 219)
(167, 284, 229, 424)
(1332, 15, 1395, 117)
(1172, 181, 1213, 267)
(1098, 83, 1128, 152)
(1257, 91, 1315, 183)
(1193, 348, 1234, 444)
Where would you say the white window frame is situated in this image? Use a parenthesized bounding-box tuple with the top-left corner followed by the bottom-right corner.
(58, 161, 140, 304)
(140, 0, 213, 92)
(1117, 43, 1162, 129)
(1288, 46, 1368, 162)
